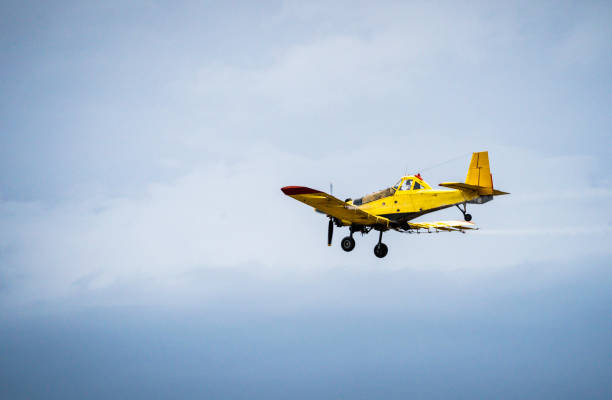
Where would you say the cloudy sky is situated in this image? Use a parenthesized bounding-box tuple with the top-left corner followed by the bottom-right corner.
(1, 1, 611, 398)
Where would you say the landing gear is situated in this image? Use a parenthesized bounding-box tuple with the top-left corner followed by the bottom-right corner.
(341, 236, 356, 252)
(373, 230, 388, 258)
(337, 226, 389, 257)
(456, 203, 472, 221)
(374, 243, 388, 258)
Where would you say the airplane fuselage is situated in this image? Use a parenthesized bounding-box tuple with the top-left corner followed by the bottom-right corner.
(358, 188, 479, 222)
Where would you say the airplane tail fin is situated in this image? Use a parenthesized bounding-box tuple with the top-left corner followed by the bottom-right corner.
(439, 151, 509, 195)
(465, 151, 508, 195)
(466, 151, 492, 189)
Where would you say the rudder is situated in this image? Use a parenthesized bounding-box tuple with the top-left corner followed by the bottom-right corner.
(465, 151, 493, 194)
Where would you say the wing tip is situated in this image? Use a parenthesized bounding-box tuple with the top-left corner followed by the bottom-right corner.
(281, 186, 321, 195)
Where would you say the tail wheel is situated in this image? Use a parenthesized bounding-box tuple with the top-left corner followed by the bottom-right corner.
(341, 236, 356, 252)
(464, 213, 472, 222)
(374, 243, 388, 258)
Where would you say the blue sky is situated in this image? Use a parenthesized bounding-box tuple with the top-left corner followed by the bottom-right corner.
(1, 1, 611, 398)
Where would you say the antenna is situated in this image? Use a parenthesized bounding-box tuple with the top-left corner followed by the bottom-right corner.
(330, 182, 333, 195)
(403, 152, 472, 178)
(420, 152, 472, 173)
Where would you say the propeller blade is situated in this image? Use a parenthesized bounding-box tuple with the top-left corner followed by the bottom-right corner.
(328, 219, 333, 246)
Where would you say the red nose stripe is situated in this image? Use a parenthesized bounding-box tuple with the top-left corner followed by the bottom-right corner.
(281, 186, 321, 195)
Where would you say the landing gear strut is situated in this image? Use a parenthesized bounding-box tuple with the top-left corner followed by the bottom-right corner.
(373, 230, 388, 258)
(456, 203, 472, 222)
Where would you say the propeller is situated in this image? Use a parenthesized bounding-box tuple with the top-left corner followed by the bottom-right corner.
(327, 182, 334, 246)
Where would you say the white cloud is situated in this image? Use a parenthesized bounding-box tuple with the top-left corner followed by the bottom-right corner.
(1, 143, 610, 306)
(1, 1, 611, 308)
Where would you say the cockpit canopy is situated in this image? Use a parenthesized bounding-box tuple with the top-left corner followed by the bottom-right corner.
(393, 175, 431, 191)
(353, 175, 431, 205)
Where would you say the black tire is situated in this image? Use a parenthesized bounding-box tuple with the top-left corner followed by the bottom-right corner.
(341, 236, 356, 252)
(464, 213, 472, 222)
(374, 243, 388, 258)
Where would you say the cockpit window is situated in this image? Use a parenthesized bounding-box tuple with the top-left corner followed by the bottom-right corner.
(401, 179, 413, 190)
(393, 180, 402, 190)
(414, 181, 422, 190)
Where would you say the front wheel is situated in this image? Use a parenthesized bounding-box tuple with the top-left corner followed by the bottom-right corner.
(374, 243, 388, 258)
(464, 213, 472, 222)
(341, 236, 356, 252)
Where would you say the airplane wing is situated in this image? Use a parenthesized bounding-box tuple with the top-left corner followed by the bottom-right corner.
(407, 220, 478, 232)
(281, 186, 390, 227)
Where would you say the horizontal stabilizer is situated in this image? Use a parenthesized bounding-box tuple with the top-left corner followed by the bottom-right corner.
(439, 182, 509, 196)
(439, 182, 483, 191)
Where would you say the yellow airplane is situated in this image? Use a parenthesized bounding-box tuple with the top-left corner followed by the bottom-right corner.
(281, 151, 508, 258)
